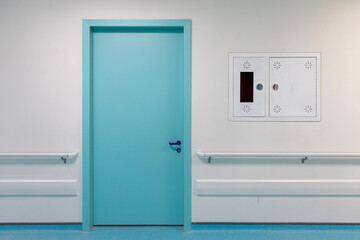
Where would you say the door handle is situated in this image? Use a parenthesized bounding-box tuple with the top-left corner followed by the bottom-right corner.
(169, 140, 181, 146)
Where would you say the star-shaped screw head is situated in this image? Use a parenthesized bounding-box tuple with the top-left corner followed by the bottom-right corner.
(243, 61, 251, 69)
(273, 105, 281, 113)
(273, 61, 281, 70)
(242, 105, 251, 113)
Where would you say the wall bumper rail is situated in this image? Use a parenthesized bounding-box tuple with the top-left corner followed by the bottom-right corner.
(197, 152, 360, 164)
(0, 152, 79, 164)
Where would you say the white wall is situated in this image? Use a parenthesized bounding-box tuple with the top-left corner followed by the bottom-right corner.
(0, 0, 360, 223)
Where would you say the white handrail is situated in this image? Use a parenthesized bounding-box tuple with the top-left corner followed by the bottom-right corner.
(0, 152, 79, 164)
(197, 152, 360, 163)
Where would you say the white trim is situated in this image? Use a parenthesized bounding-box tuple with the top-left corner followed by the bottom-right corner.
(0, 180, 78, 196)
(196, 179, 360, 196)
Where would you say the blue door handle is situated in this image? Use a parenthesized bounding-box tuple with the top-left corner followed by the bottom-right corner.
(169, 140, 181, 146)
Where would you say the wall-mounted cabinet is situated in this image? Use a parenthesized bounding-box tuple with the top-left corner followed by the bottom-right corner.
(229, 53, 320, 121)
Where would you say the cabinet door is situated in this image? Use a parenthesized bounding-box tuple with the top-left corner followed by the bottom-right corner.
(233, 57, 266, 117)
(269, 57, 318, 118)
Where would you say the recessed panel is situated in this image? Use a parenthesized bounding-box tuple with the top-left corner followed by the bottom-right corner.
(269, 57, 317, 117)
(233, 57, 266, 117)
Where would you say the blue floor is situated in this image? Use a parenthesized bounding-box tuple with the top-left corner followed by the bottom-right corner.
(1, 224, 360, 240)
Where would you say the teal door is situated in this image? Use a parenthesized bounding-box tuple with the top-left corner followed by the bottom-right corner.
(92, 27, 184, 225)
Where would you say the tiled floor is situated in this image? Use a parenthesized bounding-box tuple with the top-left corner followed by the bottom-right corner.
(1, 224, 360, 240)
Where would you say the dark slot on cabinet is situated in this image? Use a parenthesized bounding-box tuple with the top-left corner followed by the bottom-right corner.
(240, 72, 254, 102)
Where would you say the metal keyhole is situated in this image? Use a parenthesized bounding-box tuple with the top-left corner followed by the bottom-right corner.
(256, 84, 263, 91)
(176, 148, 181, 153)
(272, 84, 279, 91)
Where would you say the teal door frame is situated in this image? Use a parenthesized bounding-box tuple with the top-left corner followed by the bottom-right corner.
(82, 19, 191, 232)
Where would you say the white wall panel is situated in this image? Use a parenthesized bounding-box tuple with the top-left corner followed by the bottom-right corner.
(196, 179, 360, 196)
(0, 180, 78, 196)
(1, 0, 360, 223)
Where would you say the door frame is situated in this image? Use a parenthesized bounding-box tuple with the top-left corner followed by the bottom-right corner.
(82, 19, 191, 232)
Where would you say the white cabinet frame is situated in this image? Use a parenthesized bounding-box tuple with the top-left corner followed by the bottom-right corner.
(229, 53, 321, 122)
